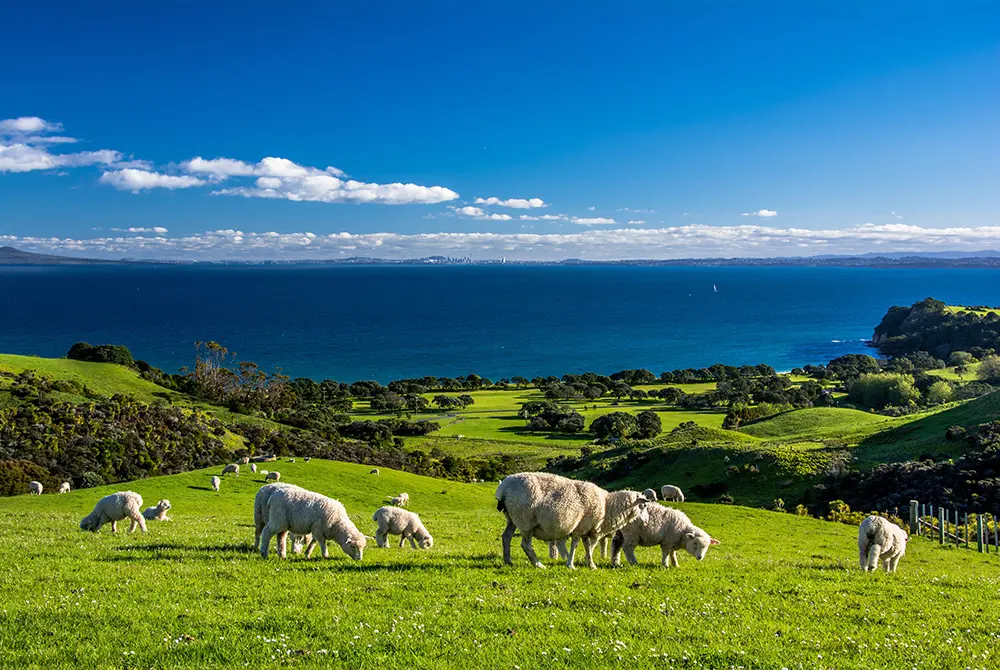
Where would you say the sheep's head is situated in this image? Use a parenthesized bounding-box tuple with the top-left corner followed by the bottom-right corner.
(158, 499, 171, 511)
(684, 530, 720, 560)
(79, 516, 98, 532)
(343, 534, 367, 561)
(417, 532, 434, 550)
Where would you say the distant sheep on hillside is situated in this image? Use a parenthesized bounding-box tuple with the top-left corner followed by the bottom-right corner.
(250, 463, 258, 473)
(143, 499, 172, 521)
(58, 482, 71, 494)
(28, 481, 43, 495)
(239, 456, 250, 465)
(372, 506, 433, 549)
(370, 468, 380, 475)
(642, 488, 657, 502)
(211, 476, 221, 492)
(660, 485, 684, 503)
(222, 464, 240, 476)
(390, 493, 409, 506)
(265, 471, 281, 482)
(80, 491, 146, 533)
(859, 516, 908, 573)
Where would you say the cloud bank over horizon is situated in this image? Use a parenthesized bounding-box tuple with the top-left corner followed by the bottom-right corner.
(4, 223, 999, 262)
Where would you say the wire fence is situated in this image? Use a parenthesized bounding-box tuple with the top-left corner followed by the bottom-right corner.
(908, 500, 1000, 554)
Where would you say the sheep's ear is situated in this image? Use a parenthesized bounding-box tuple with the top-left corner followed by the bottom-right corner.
(710, 538, 720, 545)
(685, 532, 695, 540)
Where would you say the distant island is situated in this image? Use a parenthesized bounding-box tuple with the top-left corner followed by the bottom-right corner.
(3, 245, 1000, 268)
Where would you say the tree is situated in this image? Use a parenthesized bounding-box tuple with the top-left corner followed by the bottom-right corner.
(636, 410, 662, 439)
(457, 394, 475, 408)
(828, 354, 882, 380)
(511, 376, 529, 388)
(609, 381, 632, 400)
(978, 356, 1000, 383)
(589, 412, 639, 440)
(847, 373, 921, 410)
(926, 381, 954, 405)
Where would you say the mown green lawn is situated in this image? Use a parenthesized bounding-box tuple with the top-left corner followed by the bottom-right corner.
(0, 460, 997, 669)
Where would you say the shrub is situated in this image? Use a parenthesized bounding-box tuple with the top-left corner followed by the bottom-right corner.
(635, 410, 662, 439)
(66, 342, 135, 367)
(926, 380, 954, 405)
(589, 412, 639, 440)
(0, 460, 55, 497)
(977, 356, 1000, 383)
(847, 373, 921, 409)
(718, 494, 734, 504)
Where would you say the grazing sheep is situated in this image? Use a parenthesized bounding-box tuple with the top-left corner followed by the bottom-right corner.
(370, 468, 380, 475)
(222, 463, 240, 476)
(495, 472, 651, 569)
(252, 454, 277, 463)
(372, 506, 433, 549)
(858, 515, 908, 573)
(253, 483, 311, 551)
(211, 476, 221, 492)
(79, 491, 147, 533)
(258, 486, 366, 560)
(288, 458, 295, 463)
(304, 457, 311, 463)
(642, 488, 658, 502)
(239, 456, 250, 465)
(58, 481, 71, 494)
(260, 469, 269, 475)
(28, 481, 43, 495)
(660, 485, 685, 503)
(390, 492, 410, 506)
(611, 505, 718, 568)
(250, 463, 258, 473)
(265, 471, 281, 482)
(142, 499, 172, 521)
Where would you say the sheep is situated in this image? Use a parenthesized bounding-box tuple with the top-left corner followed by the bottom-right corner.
(660, 485, 685, 503)
(58, 482, 71, 494)
(372, 506, 433, 549)
(253, 483, 312, 552)
(304, 457, 311, 463)
(250, 463, 258, 473)
(260, 469, 269, 475)
(239, 456, 250, 465)
(265, 471, 281, 482)
(370, 468, 380, 475)
(495, 472, 651, 569)
(142, 499, 172, 521)
(28, 481, 43, 496)
(858, 515, 908, 573)
(288, 458, 295, 463)
(642, 488, 658, 502)
(211, 476, 221, 492)
(222, 463, 240, 477)
(79, 491, 147, 533)
(611, 505, 718, 567)
(390, 492, 410, 506)
(258, 486, 366, 560)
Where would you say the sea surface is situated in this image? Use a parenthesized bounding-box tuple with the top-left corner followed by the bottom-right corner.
(1, 265, 997, 382)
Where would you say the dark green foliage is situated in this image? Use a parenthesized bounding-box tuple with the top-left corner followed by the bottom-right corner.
(826, 354, 882, 380)
(518, 401, 585, 433)
(873, 297, 1000, 359)
(636, 410, 662, 439)
(0, 460, 55, 496)
(67, 342, 135, 367)
(847, 373, 921, 410)
(589, 411, 639, 439)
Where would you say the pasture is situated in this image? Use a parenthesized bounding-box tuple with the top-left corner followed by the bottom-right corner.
(0, 460, 998, 669)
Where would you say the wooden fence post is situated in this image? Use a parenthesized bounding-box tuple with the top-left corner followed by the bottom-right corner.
(909, 500, 918, 537)
(955, 509, 960, 548)
(977, 515, 984, 553)
(938, 507, 945, 545)
(964, 513, 970, 548)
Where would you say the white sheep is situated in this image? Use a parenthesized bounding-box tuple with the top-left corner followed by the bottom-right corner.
(142, 499, 172, 521)
(660, 485, 685, 503)
(611, 505, 718, 567)
(258, 486, 366, 560)
(222, 463, 240, 477)
(642, 488, 658, 501)
(79, 491, 147, 533)
(211, 476, 221, 491)
(495, 472, 651, 569)
(250, 463, 258, 473)
(858, 515, 908, 573)
(288, 458, 295, 463)
(370, 468, 380, 475)
(304, 457, 311, 463)
(239, 456, 250, 465)
(58, 482, 71, 494)
(265, 471, 281, 482)
(28, 481, 43, 495)
(372, 506, 433, 549)
(253, 483, 311, 552)
(390, 492, 410, 506)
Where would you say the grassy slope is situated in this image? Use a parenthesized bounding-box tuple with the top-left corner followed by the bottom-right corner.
(0, 460, 997, 669)
(0, 353, 180, 403)
(739, 407, 900, 441)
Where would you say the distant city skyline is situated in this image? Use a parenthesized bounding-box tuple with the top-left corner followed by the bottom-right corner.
(2, 2, 997, 260)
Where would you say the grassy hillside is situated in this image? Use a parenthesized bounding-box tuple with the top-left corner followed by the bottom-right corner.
(739, 406, 899, 440)
(0, 460, 996, 668)
(0, 353, 179, 403)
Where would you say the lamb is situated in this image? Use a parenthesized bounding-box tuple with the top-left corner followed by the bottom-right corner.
(858, 515, 908, 573)
(390, 492, 410, 506)
(495, 472, 651, 569)
(288, 458, 295, 463)
(250, 463, 258, 473)
(58, 482, 71, 494)
(304, 457, 311, 463)
(79, 491, 147, 533)
(258, 485, 366, 560)
(211, 476, 221, 492)
(253, 483, 311, 552)
(222, 463, 240, 476)
(372, 506, 433, 549)
(28, 481, 43, 495)
(660, 485, 685, 503)
(370, 468, 380, 475)
(611, 505, 718, 567)
(142, 499, 172, 521)
(265, 471, 281, 482)
(239, 456, 250, 465)
(642, 488, 658, 502)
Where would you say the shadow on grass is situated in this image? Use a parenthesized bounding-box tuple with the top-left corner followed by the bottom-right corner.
(187, 486, 214, 492)
(112, 542, 256, 554)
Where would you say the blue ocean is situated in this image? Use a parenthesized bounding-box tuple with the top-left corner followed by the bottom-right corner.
(1, 265, 997, 382)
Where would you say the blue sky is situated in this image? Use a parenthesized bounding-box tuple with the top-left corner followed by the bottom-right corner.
(2, 1, 998, 259)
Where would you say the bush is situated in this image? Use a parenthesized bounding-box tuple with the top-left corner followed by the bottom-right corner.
(0, 460, 55, 497)
(66, 342, 135, 367)
(977, 356, 1000, 383)
(847, 373, 921, 410)
(635, 410, 662, 439)
(926, 380, 954, 405)
(718, 494, 734, 504)
(589, 412, 639, 440)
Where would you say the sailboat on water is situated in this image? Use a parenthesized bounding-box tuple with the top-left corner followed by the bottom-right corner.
(713, 284, 718, 293)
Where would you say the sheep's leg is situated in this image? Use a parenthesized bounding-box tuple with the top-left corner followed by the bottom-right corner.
(669, 550, 679, 567)
(304, 539, 318, 558)
(582, 536, 597, 569)
(502, 520, 517, 566)
(131, 513, 147, 533)
(599, 536, 608, 559)
(276, 530, 288, 559)
(521, 531, 545, 569)
(407, 535, 419, 550)
(566, 537, 578, 569)
(624, 544, 639, 566)
(866, 544, 882, 572)
(319, 537, 329, 559)
(254, 523, 265, 550)
(554, 539, 569, 560)
(548, 541, 559, 560)
(889, 555, 901, 573)
(660, 544, 671, 568)
(110, 520, 118, 534)
(399, 534, 407, 549)
(259, 526, 274, 558)
(610, 534, 624, 567)
(858, 547, 867, 570)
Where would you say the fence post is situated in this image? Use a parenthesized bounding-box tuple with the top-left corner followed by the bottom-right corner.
(909, 500, 918, 536)
(955, 510, 960, 548)
(977, 515, 984, 553)
(938, 507, 945, 545)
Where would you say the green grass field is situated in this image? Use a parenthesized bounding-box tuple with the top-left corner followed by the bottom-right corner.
(0, 353, 180, 404)
(0, 459, 997, 669)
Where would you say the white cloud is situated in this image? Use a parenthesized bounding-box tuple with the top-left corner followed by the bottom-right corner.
(617, 207, 655, 213)
(742, 209, 778, 217)
(892, 211, 903, 219)
(6, 223, 1000, 261)
(452, 205, 513, 221)
(587, 205, 596, 211)
(0, 116, 123, 174)
(99, 169, 207, 192)
(474, 196, 547, 209)
(627, 220, 646, 225)
(570, 217, 617, 225)
(519, 214, 565, 221)
(0, 117, 62, 135)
